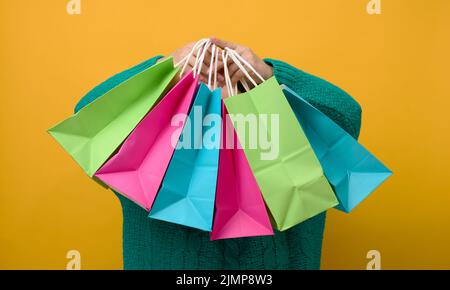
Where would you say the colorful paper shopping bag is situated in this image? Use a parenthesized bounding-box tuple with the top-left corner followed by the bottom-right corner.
(211, 106, 273, 240)
(94, 72, 198, 211)
(48, 57, 179, 176)
(149, 84, 221, 231)
(224, 77, 338, 231)
(282, 85, 392, 212)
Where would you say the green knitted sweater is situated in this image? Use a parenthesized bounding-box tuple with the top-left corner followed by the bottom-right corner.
(75, 56, 362, 270)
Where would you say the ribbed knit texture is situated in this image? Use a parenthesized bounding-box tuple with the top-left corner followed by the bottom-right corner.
(75, 56, 362, 270)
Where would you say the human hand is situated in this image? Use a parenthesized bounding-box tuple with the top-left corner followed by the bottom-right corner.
(211, 37, 274, 87)
(160, 41, 225, 85)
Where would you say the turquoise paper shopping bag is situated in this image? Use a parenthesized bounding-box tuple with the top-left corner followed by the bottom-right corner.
(149, 84, 222, 231)
(282, 85, 392, 212)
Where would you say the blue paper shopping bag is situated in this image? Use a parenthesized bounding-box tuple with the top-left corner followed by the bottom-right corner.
(282, 85, 392, 213)
(149, 84, 222, 231)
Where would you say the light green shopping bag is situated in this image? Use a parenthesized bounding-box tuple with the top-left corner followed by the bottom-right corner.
(48, 57, 179, 177)
(224, 77, 338, 231)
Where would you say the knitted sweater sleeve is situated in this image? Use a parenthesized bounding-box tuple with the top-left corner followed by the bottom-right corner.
(265, 59, 362, 139)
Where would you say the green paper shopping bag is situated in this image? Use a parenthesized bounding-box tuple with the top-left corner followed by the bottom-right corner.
(222, 49, 338, 231)
(48, 57, 179, 177)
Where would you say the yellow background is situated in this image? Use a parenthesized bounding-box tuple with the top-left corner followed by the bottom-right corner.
(1, 0, 449, 270)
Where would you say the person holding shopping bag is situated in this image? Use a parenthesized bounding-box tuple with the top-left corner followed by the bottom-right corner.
(75, 37, 362, 270)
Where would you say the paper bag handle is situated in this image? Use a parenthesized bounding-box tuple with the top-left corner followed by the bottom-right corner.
(193, 39, 212, 77)
(177, 38, 208, 76)
(207, 45, 219, 90)
(225, 48, 265, 83)
(222, 50, 238, 97)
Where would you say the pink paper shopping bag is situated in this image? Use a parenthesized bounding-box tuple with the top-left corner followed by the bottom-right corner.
(95, 72, 198, 210)
(211, 106, 274, 240)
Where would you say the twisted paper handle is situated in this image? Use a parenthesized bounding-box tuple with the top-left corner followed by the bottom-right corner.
(222, 48, 266, 96)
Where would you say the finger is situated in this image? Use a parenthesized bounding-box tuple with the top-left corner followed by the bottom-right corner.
(189, 50, 213, 73)
(199, 75, 208, 84)
(216, 67, 225, 84)
(181, 64, 194, 77)
(210, 37, 238, 50)
(217, 78, 225, 88)
(187, 57, 196, 70)
(230, 71, 245, 86)
(227, 63, 240, 79)
(251, 71, 264, 85)
(187, 56, 206, 74)
(191, 46, 204, 62)
(202, 49, 213, 66)
(198, 62, 210, 76)
(216, 59, 224, 71)
(221, 85, 231, 99)
(217, 73, 224, 83)
(203, 56, 211, 67)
